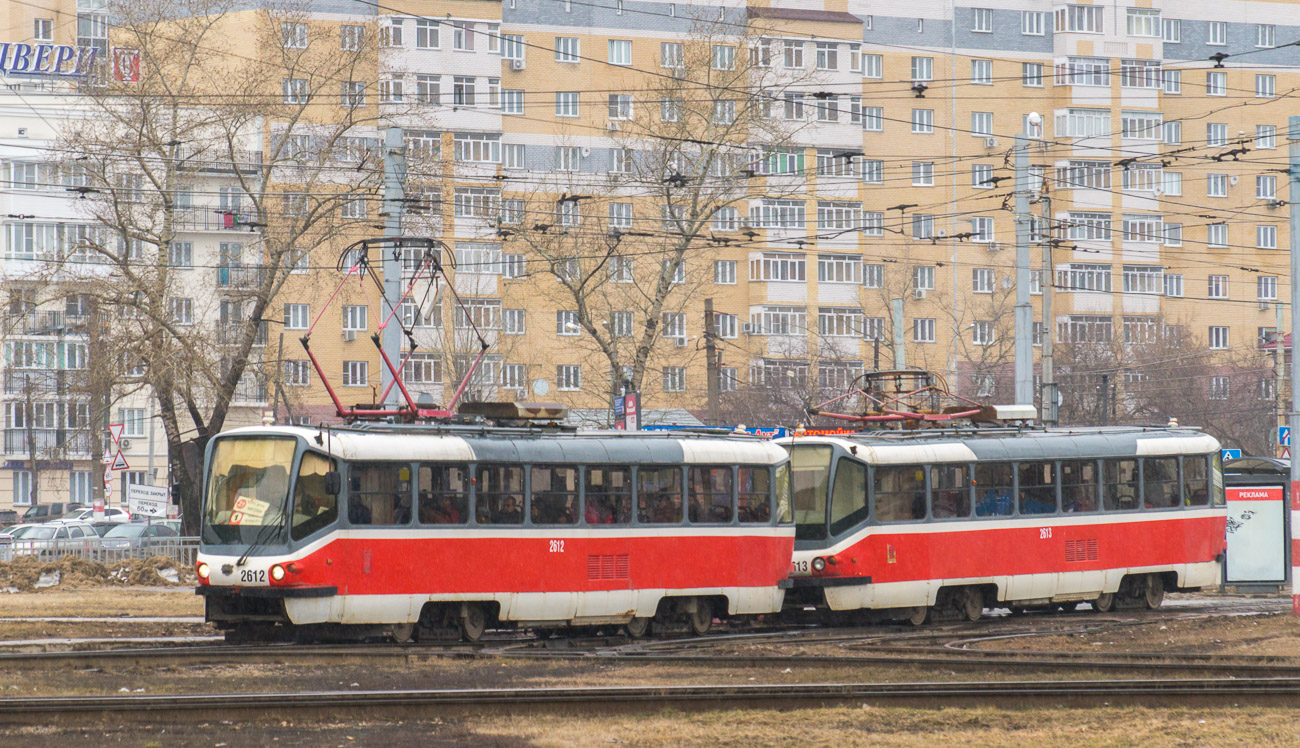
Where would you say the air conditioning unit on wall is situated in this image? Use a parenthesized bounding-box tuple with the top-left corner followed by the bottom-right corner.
(510, 59, 526, 71)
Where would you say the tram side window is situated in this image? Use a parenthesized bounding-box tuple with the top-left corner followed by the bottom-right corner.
(1060, 460, 1099, 512)
(348, 462, 413, 525)
(1102, 458, 1139, 511)
(974, 463, 1014, 516)
(477, 464, 525, 524)
(791, 445, 832, 539)
(689, 466, 734, 523)
(874, 466, 926, 522)
(738, 467, 772, 523)
(418, 463, 469, 525)
(775, 463, 792, 523)
(829, 458, 867, 535)
(291, 452, 338, 540)
(1143, 457, 1180, 509)
(1210, 452, 1226, 506)
(930, 464, 971, 519)
(1018, 462, 1057, 515)
(531, 465, 579, 525)
(585, 466, 632, 524)
(638, 466, 683, 524)
(1182, 456, 1209, 506)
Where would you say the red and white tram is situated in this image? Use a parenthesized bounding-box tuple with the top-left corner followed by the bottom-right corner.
(196, 418, 793, 641)
(781, 427, 1227, 623)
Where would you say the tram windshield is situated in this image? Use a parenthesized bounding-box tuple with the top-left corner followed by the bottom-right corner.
(203, 437, 297, 544)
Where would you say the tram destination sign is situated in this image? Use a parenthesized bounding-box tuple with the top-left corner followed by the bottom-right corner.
(0, 43, 100, 77)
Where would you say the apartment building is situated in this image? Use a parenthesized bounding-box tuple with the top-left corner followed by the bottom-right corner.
(2, 0, 1295, 507)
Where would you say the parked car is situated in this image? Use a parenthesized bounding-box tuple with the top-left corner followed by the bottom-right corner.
(87, 522, 120, 537)
(0, 510, 18, 526)
(57, 507, 131, 525)
(20, 503, 86, 524)
(99, 522, 179, 551)
(10, 521, 100, 558)
(0, 523, 38, 539)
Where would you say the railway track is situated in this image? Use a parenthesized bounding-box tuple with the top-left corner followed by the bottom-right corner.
(2, 678, 1300, 724)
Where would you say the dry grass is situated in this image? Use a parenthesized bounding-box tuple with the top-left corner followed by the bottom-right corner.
(472, 705, 1294, 747)
(0, 587, 202, 618)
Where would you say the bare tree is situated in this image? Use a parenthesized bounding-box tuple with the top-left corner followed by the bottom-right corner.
(42, 0, 388, 530)
(504, 13, 817, 406)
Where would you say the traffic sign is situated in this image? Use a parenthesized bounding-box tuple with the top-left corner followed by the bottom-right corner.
(127, 484, 168, 517)
(101, 452, 114, 465)
(1221, 449, 1242, 461)
(1280, 426, 1291, 447)
(103, 470, 112, 498)
(108, 423, 124, 444)
(109, 450, 130, 471)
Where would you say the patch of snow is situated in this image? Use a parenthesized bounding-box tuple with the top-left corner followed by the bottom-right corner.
(34, 571, 60, 588)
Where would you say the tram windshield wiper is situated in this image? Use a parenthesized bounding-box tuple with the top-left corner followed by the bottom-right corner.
(235, 512, 285, 567)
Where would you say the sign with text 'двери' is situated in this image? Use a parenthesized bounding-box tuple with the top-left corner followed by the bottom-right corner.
(0, 43, 99, 77)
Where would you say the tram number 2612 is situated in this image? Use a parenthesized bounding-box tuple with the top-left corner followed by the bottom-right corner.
(548, 539, 566, 553)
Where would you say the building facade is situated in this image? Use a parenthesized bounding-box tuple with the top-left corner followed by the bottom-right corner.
(1, 0, 1293, 509)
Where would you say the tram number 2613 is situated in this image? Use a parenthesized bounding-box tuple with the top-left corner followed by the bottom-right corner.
(1039, 527, 1052, 539)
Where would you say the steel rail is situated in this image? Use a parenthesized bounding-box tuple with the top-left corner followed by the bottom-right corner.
(2, 679, 1300, 721)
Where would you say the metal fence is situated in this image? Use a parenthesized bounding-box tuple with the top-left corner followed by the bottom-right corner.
(0, 536, 199, 566)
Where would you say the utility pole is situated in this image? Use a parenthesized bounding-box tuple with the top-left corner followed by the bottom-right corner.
(1099, 373, 1109, 427)
(380, 126, 406, 407)
(23, 375, 38, 506)
(703, 298, 720, 425)
(1039, 192, 1057, 425)
(1286, 116, 1300, 594)
(892, 298, 906, 369)
(1277, 302, 1286, 458)
(1013, 134, 1033, 406)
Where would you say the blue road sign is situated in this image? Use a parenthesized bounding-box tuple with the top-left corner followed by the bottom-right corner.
(1280, 426, 1291, 447)
(1221, 449, 1242, 461)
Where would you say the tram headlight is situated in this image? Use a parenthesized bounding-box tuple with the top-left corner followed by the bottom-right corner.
(196, 562, 209, 581)
(812, 557, 827, 573)
(269, 564, 286, 582)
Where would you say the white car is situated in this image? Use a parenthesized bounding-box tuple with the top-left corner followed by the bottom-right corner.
(56, 507, 131, 524)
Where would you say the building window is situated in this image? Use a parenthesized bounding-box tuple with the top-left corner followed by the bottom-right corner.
(913, 318, 936, 343)
(1206, 71, 1226, 96)
(714, 313, 737, 339)
(911, 109, 933, 134)
(660, 42, 683, 68)
(911, 161, 934, 186)
(1207, 275, 1229, 299)
(1163, 69, 1181, 94)
(282, 78, 309, 104)
(1208, 21, 1227, 45)
(343, 305, 367, 332)
(607, 39, 632, 66)
(557, 365, 582, 391)
(1208, 327, 1230, 350)
(862, 160, 883, 184)
(817, 254, 862, 284)
(1125, 8, 1159, 37)
(1207, 223, 1228, 248)
(340, 24, 364, 51)
(972, 321, 995, 345)
(343, 361, 368, 386)
(415, 19, 439, 49)
(1257, 125, 1277, 150)
(972, 267, 994, 293)
(1209, 375, 1230, 400)
(1021, 10, 1044, 35)
(1259, 276, 1278, 301)
(971, 111, 992, 135)
(1207, 173, 1228, 198)
(783, 40, 804, 68)
(971, 59, 992, 84)
(555, 36, 580, 62)
(970, 8, 993, 32)
(1022, 62, 1043, 87)
(1257, 74, 1275, 98)
(283, 360, 311, 387)
(452, 76, 475, 106)
(1207, 123, 1227, 147)
(281, 21, 307, 49)
(863, 53, 882, 79)
(170, 297, 193, 325)
(1258, 23, 1276, 48)
(1258, 225, 1278, 249)
(1257, 175, 1277, 200)
(714, 260, 737, 285)
(1164, 274, 1183, 297)
(557, 310, 581, 336)
(911, 56, 932, 82)
(1163, 19, 1180, 43)
(556, 91, 579, 117)
(814, 42, 837, 70)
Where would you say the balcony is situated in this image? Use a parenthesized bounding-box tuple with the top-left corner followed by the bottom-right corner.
(216, 322, 268, 347)
(174, 208, 262, 233)
(176, 148, 263, 175)
(3, 370, 72, 395)
(215, 266, 265, 290)
(5, 311, 90, 336)
(3, 429, 92, 458)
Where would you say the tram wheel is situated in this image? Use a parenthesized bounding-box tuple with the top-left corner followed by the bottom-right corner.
(907, 606, 929, 626)
(689, 600, 713, 636)
(461, 604, 487, 643)
(1143, 575, 1165, 610)
(1091, 593, 1116, 613)
(625, 616, 652, 638)
(390, 623, 415, 643)
(959, 589, 983, 622)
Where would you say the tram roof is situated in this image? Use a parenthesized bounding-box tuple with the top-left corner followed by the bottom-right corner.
(778, 426, 1220, 463)
(214, 425, 788, 465)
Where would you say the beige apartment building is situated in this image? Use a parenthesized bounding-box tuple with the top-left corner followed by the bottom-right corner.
(1, 0, 1295, 508)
